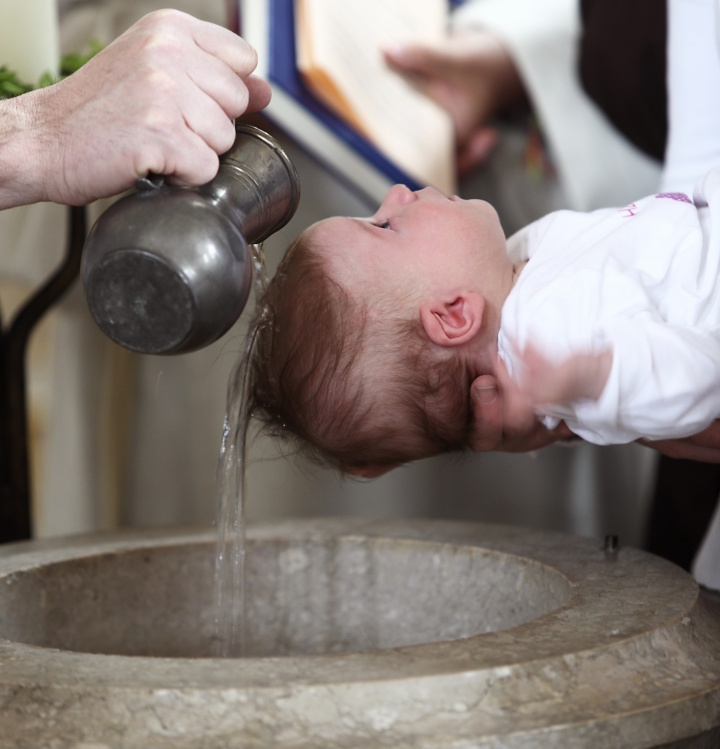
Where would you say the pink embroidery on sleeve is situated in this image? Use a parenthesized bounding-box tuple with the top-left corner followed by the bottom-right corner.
(656, 192, 692, 203)
(620, 203, 638, 217)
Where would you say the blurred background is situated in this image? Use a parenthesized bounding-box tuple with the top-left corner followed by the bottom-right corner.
(0, 0, 661, 553)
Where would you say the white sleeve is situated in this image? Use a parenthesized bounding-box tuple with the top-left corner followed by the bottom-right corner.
(452, 0, 661, 210)
(554, 321, 720, 444)
(661, 0, 720, 194)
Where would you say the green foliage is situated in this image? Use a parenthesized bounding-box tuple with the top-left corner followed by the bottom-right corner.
(0, 68, 34, 98)
(59, 39, 104, 77)
(0, 40, 104, 100)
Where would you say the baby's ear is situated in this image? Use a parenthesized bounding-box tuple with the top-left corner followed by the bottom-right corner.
(420, 292, 485, 347)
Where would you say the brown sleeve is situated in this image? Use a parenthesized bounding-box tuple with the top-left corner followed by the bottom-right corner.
(579, 0, 668, 161)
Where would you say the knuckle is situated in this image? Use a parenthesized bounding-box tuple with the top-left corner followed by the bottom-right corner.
(139, 8, 187, 30)
(228, 84, 250, 118)
(192, 150, 221, 184)
(237, 40, 258, 69)
(215, 121, 237, 154)
(138, 99, 179, 135)
(139, 31, 181, 63)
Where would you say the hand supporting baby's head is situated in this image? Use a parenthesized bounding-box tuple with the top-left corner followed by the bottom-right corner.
(248, 224, 476, 475)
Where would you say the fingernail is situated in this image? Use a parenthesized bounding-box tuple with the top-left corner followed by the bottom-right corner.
(473, 385, 496, 404)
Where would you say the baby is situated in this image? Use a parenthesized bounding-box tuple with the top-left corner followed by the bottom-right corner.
(248, 170, 720, 475)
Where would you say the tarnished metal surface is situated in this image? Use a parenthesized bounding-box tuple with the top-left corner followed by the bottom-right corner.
(82, 124, 300, 354)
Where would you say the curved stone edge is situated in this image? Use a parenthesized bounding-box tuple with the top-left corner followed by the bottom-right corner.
(0, 520, 718, 748)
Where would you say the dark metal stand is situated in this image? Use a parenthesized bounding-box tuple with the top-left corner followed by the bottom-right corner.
(0, 205, 86, 543)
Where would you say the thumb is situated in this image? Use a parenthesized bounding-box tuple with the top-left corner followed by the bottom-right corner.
(468, 374, 503, 452)
(382, 42, 446, 78)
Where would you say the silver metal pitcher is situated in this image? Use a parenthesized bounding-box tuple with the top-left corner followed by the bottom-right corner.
(81, 124, 300, 355)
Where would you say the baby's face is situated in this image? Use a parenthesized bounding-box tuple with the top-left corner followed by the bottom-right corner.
(307, 185, 505, 304)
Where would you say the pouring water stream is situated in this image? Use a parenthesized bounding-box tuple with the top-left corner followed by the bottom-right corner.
(213, 243, 269, 657)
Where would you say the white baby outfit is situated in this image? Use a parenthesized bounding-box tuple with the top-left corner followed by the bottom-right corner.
(501, 169, 720, 446)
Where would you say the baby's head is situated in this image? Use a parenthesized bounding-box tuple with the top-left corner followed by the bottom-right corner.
(249, 185, 510, 475)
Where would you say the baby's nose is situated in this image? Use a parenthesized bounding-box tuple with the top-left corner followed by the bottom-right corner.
(381, 184, 416, 210)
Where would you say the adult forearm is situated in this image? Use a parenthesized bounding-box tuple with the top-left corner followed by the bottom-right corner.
(0, 94, 50, 209)
(0, 10, 271, 211)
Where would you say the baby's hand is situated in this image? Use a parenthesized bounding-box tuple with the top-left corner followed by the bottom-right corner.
(517, 344, 612, 405)
(495, 344, 612, 426)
